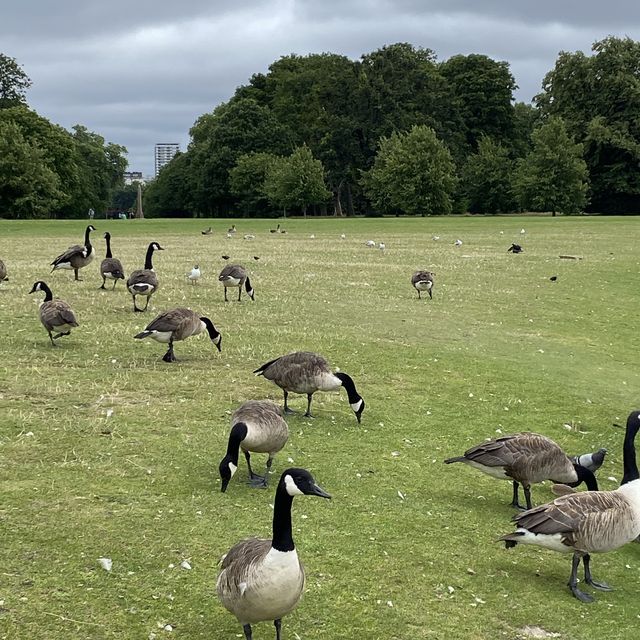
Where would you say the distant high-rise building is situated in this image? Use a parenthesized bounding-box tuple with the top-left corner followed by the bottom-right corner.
(154, 143, 180, 176)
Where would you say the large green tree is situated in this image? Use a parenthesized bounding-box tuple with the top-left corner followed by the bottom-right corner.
(362, 125, 458, 215)
(513, 117, 589, 215)
(263, 146, 331, 216)
(462, 137, 516, 213)
(229, 152, 280, 217)
(536, 37, 640, 212)
(144, 152, 194, 217)
(0, 53, 31, 109)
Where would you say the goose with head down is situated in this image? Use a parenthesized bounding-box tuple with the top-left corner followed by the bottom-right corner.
(499, 410, 640, 603)
(218, 264, 254, 302)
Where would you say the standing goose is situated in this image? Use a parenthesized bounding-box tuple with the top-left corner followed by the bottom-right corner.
(219, 264, 254, 302)
(499, 411, 640, 603)
(126, 241, 164, 312)
(0, 258, 8, 284)
(50, 225, 96, 281)
(201, 227, 213, 235)
(254, 351, 365, 423)
(411, 270, 434, 299)
(134, 307, 221, 362)
(29, 281, 79, 346)
(219, 400, 289, 492)
(270, 224, 280, 234)
(217, 468, 330, 640)
(99, 232, 125, 290)
(444, 432, 599, 510)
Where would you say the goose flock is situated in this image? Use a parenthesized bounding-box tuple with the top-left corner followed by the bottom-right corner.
(3, 222, 640, 639)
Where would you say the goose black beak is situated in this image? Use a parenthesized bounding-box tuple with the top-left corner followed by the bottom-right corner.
(221, 478, 229, 493)
(309, 483, 331, 499)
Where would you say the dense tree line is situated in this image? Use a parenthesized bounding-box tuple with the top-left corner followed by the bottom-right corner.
(0, 53, 127, 219)
(2, 38, 640, 218)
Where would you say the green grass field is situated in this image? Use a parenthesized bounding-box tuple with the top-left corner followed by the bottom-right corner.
(1, 216, 640, 640)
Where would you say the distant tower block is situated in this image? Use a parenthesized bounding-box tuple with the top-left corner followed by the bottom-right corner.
(154, 143, 180, 176)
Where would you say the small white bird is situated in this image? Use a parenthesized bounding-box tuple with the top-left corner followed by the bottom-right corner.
(378, 242, 386, 251)
(310, 234, 315, 239)
(340, 234, 346, 240)
(226, 233, 233, 239)
(187, 265, 201, 285)
(243, 234, 255, 240)
(366, 240, 376, 247)
(432, 235, 440, 241)
(500, 231, 504, 235)
(454, 239, 463, 246)
(521, 228, 526, 234)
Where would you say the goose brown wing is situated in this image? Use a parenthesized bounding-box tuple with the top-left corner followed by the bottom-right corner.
(42, 301, 78, 327)
(463, 433, 556, 468)
(144, 308, 194, 334)
(127, 269, 158, 288)
(219, 264, 246, 280)
(101, 257, 124, 278)
(218, 538, 273, 596)
(52, 244, 85, 265)
(411, 270, 433, 285)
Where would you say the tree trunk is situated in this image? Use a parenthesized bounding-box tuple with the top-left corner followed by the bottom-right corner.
(333, 180, 345, 217)
(346, 183, 355, 217)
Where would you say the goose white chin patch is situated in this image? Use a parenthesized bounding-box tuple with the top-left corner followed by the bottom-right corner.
(284, 474, 304, 496)
(229, 462, 238, 477)
(350, 400, 363, 413)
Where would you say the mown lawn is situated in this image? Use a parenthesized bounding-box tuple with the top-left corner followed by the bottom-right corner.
(1, 215, 639, 640)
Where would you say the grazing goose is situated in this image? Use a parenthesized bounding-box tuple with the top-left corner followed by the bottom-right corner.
(254, 351, 365, 423)
(217, 468, 330, 640)
(126, 241, 164, 312)
(218, 264, 254, 302)
(187, 265, 201, 285)
(134, 307, 221, 362)
(444, 432, 599, 510)
(0, 258, 8, 283)
(228, 224, 237, 234)
(508, 243, 523, 254)
(499, 410, 640, 603)
(99, 232, 125, 290)
(29, 281, 79, 346)
(219, 400, 289, 492)
(270, 224, 280, 234)
(411, 270, 434, 300)
(50, 224, 96, 281)
(201, 227, 213, 235)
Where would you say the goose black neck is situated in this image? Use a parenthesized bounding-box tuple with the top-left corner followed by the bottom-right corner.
(144, 244, 156, 270)
(226, 423, 247, 465)
(568, 464, 599, 491)
(200, 317, 219, 340)
(84, 226, 93, 250)
(334, 372, 361, 404)
(272, 480, 295, 552)
(621, 411, 640, 485)
(105, 234, 112, 258)
(40, 283, 53, 302)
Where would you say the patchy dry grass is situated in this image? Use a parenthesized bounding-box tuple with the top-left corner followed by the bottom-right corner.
(1, 216, 640, 639)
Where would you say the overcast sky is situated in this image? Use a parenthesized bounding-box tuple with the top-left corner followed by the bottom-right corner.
(2, 1, 639, 176)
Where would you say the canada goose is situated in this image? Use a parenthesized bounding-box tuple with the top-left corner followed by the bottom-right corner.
(202, 227, 213, 235)
(134, 307, 221, 362)
(50, 225, 96, 281)
(217, 468, 330, 640)
(411, 270, 434, 300)
(219, 400, 289, 492)
(508, 243, 523, 254)
(444, 433, 599, 510)
(187, 265, 201, 285)
(29, 281, 79, 346)
(499, 410, 640, 603)
(228, 224, 237, 234)
(126, 242, 164, 312)
(99, 232, 125, 290)
(270, 224, 280, 233)
(0, 258, 8, 283)
(219, 264, 254, 302)
(254, 351, 365, 423)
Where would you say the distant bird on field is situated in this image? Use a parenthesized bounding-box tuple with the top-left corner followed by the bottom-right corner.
(100, 232, 125, 290)
(219, 264, 255, 302)
(378, 242, 386, 251)
(50, 225, 96, 281)
(270, 224, 281, 233)
(244, 234, 255, 240)
(365, 240, 376, 247)
(201, 227, 213, 235)
(309, 234, 315, 239)
(228, 224, 237, 234)
(508, 243, 523, 254)
(340, 234, 346, 240)
(187, 265, 201, 285)
(411, 270, 434, 300)
(254, 351, 365, 423)
(253, 256, 260, 261)
(226, 233, 233, 239)
(126, 241, 164, 312)
(550, 276, 558, 282)
(222, 255, 230, 261)
(219, 400, 289, 492)
(216, 468, 330, 640)
(432, 235, 440, 241)
(0, 258, 8, 283)
(29, 281, 79, 346)
(520, 228, 526, 234)
(454, 239, 463, 247)
(134, 307, 221, 362)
